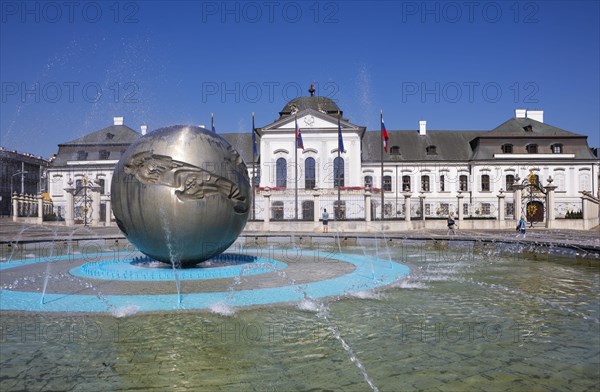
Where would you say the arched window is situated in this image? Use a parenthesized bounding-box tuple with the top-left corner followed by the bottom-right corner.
(526, 144, 538, 154)
(506, 174, 515, 191)
(459, 175, 468, 191)
(421, 175, 430, 192)
(334, 157, 344, 187)
(402, 175, 411, 191)
(426, 145, 437, 155)
(481, 174, 490, 191)
(501, 144, 513, 153)
(305, 157, 315, 189)
(276, 158, 287, 188)
(364, 175, 373, 188)
(383, 175, 392, 192)
(390, 146, 400, 155)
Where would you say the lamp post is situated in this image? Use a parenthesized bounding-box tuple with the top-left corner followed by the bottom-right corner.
(10, 171, 28, 216)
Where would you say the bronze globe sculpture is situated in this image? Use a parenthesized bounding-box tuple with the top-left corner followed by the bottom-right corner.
(111, 125, 251, 266)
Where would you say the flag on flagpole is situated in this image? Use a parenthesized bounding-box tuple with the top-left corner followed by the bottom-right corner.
(295, 116, 304, 150)
(337, 112, 344, 153)
(381, 116, 389, 153)
(252, 113, 258, 156)
(211, 113, 215, 132)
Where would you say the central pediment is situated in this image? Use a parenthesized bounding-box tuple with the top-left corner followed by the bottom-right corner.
(260, 108, 364, 133)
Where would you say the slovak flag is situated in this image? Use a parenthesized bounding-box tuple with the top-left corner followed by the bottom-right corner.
(295, 117, 304, 150)
(381, 117, 389, 153)
(337, 112, 345, 153)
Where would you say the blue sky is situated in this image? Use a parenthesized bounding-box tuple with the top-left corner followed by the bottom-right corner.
(1, 0, 599, 158)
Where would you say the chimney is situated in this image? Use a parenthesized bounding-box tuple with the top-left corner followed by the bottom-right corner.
(140, 125, 148, 135)
(515, 109, 527, 118)
(113, 116, 124, 126)
(419, 120, 427, 136)
(526, 110, 544, 123)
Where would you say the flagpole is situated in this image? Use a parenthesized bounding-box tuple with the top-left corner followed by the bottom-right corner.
(337, 112, 341, 219)
(252, 112, 256, 221)
(380, 110, 384, 220)
(294, 115, 298, 220)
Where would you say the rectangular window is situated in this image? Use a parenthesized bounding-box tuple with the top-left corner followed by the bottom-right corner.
(459, 175, 468, 191)
(482, 203, 491, 215)
(421, 175, 430, 192)
(463, 203, 469, 216)
(402, 176, 411, 192)
(440, 175, 445, 192)
(481, 175, 490, 192)
(425, 203, 431, 216)
(506, 202, 514, 217)
(383, 176, 392, 192)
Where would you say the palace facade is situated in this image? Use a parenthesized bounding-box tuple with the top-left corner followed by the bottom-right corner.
(41, 92, 599, 229)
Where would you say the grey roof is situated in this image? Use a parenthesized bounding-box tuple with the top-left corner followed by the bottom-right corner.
(61, 125, 140, 146)
(220, 133, 258, 166)
(51, 124, 140, 166)
(279, 96, 341, 119)
(362, 130, 485, 162)
(487, 117, 583, 137)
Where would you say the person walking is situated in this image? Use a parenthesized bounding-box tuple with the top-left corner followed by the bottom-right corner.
(516, 215, 526, 238)
(322, 208, 329, 233)
(447, 212, 456, 235)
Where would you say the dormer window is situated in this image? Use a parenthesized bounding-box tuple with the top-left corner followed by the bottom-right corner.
(526, 144, 538, 154)
(551, 144, 563, 154)
(99, 150, 110, 160)
(106, 133, 115, 140)
(390, 146, 400, 155)
(426, 145, 437, 155)
(501, 144, 513, 153)
(523, 125, 533, 132)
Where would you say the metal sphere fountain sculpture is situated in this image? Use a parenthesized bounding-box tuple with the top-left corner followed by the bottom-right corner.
(110, 125, 251, 266)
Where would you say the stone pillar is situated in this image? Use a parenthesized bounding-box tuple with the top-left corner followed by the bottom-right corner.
(37, 193, 44, 224)
(545, 178, 557, 229)
(403, 192, 412, 222)
(513, 186, 522, 222)
(90, 185, 101, 226)
(64, 187, 75, 226)
(457, 192, 464, 221)
(105, 199, 112, 226)
(12, 192, 18, 221)
(263, 190, 271, 223)
(364, 189, 372, 222)
(17, 194, 24, 216)
(313, 191, 320, 223)
(497, 190, 506, 222)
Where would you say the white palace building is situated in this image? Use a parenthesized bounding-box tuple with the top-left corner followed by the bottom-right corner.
(35, 89, 599, 231)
